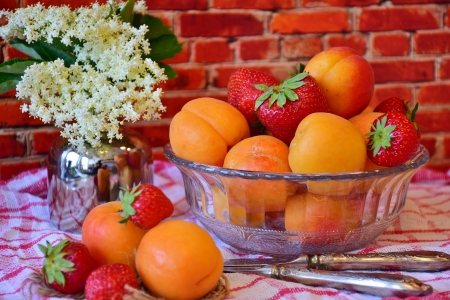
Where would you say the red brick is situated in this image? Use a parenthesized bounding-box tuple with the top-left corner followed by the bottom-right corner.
(0, 158, 44, 180)
(240, 37, 280, 61)
(439, 58, 450, 79)
(0, 0, 19, 10)
(369, 85, 413, 108)
(0, 100, 45, 127)
(32, 128, 61, 154)
(126, 120, 170, 148)
(448, 6, 450, 27)
(160, 91, 227, 119)
(358, 6, 440, 32)
(0, 90, 17, 98)
(392, 0, 449, 4)
(161, 40, 190, 65)
(271, 10, 350, 34)
(420, 136, 436, 158)
(3, 44, 29, 60)
(179, 12, 264, 37)
(327, 34, 367, 55)
(444, 136, 450, 159)
(414, 31, 450, 54)
(145, 0, 207, 10)
(193, 39, 233, 63)
(0, 132, 25, 158)
(157, 66, 207, 91)
(418, 83, 450, 105)
(213, 0, 295, 9)
(23, 0, 107, 8)
(372, 33, 410, 56)
(302, 0, 377, 6)
(212, 63, 297, 89)
(370, 60, 435, 83)
(415, 110, 450, 133)
(281, 36, 322, 59)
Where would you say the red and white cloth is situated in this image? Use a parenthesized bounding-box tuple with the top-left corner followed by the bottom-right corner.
(1, 161, 450, 300)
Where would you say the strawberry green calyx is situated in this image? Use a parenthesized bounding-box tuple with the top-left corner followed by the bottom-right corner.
(39, 239, 75, 286)
(119, 183, 143, 224)
(254, 72, 308, 110)
(367, 115, 397, 157)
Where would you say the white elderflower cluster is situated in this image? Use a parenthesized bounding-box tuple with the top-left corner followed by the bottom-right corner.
(0, 1, 167, 152)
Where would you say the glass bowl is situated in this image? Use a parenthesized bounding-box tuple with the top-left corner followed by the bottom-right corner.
(164, 144, 429, 256)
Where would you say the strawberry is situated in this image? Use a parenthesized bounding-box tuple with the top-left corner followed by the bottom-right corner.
(367, 112, 420, 167)
(39, 239, 97, 294)
(119, 183, 174, 229)
(374, 97, 421, 140)
(227, 68, 279, 135)
(84, 263, 140, 300)
(254, 70, 330, 145)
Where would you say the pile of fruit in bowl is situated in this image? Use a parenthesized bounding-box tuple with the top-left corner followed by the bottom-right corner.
(165, 46, 429, 256)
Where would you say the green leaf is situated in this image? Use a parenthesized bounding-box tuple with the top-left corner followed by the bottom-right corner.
(39, 41, 76, 68)
(120, 0, 135, 23)
(0, 73, 22, 94)
(255, 87, 274, 109)
(289, 72, 308, 83)
(157, 62, 178, 79)
(0, 58, 41, 74)
(268, 92, 278, 108)
(145, 34, 184, 61)
(285, 81, 306, 90)
(277, 92, 286, 107)
(132, 14, 173, 40)
(284, 89, 298, 101)
(9, 38, 45, 60)
(253, 84, 269, 91)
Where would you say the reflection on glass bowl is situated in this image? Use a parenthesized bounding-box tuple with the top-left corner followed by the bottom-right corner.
(164, 144, 429, 256)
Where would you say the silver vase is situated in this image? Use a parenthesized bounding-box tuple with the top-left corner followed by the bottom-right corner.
(47, 128, 153, 232)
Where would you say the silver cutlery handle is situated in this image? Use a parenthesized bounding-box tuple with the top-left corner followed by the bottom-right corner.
(310, 251, 450, 271)
(274, 267, 433, 298)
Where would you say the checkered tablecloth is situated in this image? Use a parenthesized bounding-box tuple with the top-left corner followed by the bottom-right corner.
(1, 161, 450, 300)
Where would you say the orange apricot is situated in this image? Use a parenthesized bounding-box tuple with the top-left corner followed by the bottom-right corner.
(348, 112, 387, 171)
(169, 97, 250, 167)
(135, 220, 223, 300)
(289, 112, 367, 195)
(305, 47, 375, 119)
(81, 201, 148, 272)
(222, 135, 295, 227)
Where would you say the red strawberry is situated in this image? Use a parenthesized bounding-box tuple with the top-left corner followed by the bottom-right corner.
(227, 68, 279, 135)
(374, 97, 420, 134)
(84, 263, 140, 300)
(119, 183, 174, 229)
(367, 112, 420, 167)
(255, 71, 330, 145)
(39, 239, 97, 294)
(374, 97, 408, 115)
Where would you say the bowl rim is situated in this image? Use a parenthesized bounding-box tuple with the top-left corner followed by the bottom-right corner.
(163, 143, 429, 181)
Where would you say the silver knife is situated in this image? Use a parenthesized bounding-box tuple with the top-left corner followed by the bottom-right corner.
(224, 251, 450, 272)
(224, 265, 433, 297)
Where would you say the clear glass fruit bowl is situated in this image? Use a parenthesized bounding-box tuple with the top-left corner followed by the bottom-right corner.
(164, 144, 429, 256)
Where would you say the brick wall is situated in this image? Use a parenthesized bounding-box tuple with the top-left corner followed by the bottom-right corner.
(1, 0, 449, 179)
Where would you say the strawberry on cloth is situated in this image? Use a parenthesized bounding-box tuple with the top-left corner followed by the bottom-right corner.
(40, 239, 97, 294)
(120, 183, 174, 229)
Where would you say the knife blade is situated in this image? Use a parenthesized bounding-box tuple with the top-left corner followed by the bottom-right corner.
(224, 250, 450, 272)
(224, 265, 433, 297)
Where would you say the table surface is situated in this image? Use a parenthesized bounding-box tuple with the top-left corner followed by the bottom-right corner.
(1, 161, 450, 300)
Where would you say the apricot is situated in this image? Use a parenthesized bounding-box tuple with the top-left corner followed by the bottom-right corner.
(289, 112, 367, 195)
(81, 201, 148, 272)
(304, 47, 375, 119)
(222, 135, 295, 227)
(135, 220, 223, 300)
(285, 192, 363, 233)
(348, 112, 386, 171)
(169, 97, 250, 167)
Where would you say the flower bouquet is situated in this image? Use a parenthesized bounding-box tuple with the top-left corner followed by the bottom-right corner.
(0, 0, 183, 231)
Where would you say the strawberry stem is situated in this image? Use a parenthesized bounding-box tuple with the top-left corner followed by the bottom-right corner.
(119, 183, 142, 223)
(366, 115, 397, 156)
(39, 239, 75, 286)
(254, 72, 308, 110)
